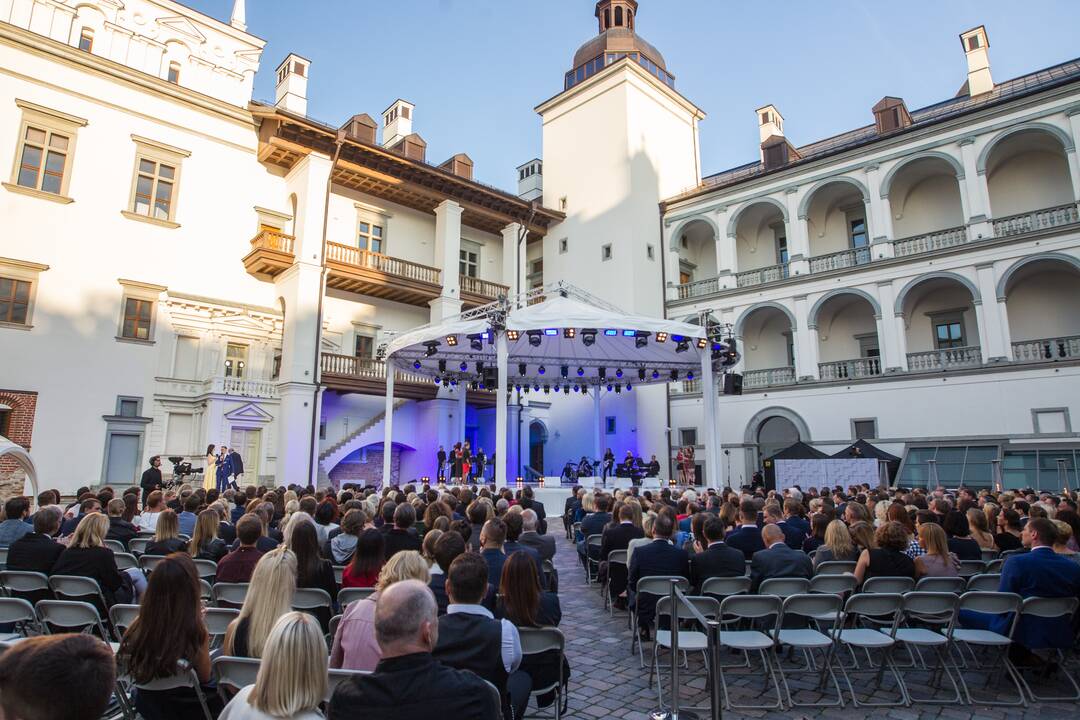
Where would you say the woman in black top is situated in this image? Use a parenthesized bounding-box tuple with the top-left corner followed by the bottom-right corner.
(145, 509, 189, 556)
(499, 551, 567, 709)
(189, 509, 227, 562)
(50, 513, 135, 608)
(994, 508, 1024, 552)
(942, 510, 982, 560)
(802, 513, 829, 554)
(853, 521, 916, 585)
(287, 520, 338, 630)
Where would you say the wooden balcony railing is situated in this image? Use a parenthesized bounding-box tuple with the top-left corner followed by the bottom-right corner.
(460, 275, 510, 302)
(818, 357, 882, 381)
(1012, 335, 1080, 363)
(323, 243, 442, 307)
(251, 229, 295, 253)
(320, 353, 496, 406)
(906, 346, 982, 371)
(326, 243, 441, 285)
(320, 354, 429, 385)
(243, 229, 296, 278)
(743, 366, 796, 389)
(892, 225, 968, 257)
(992, 203, 1079, 237)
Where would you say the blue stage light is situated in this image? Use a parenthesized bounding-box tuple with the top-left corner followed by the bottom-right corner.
(544, 329, 558, 336)
(604, 329, 618, 336)
(622, 329, 636, 337)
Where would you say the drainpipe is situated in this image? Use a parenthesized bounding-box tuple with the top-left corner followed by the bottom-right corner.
(308, 131, 346, 485)
(658, 207, 674, 479)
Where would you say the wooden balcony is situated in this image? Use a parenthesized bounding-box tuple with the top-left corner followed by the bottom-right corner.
(325, 243, 442, 307)
(460, 275, 510, 308)
(242, 229, 295, 279)
(320, 354, 495, 407)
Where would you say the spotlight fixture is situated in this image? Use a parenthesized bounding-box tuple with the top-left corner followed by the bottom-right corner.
(563, 386, 570, 395)
(527, 330, 543, 347)
(438, 359, 447, 372)
(638, 368, 647, 381)
(563, 328, 576, 339)
(615, 368, 623, 379)
(598, 367, 607, 381)
(460, 362, 468, 372)
(655, 332, 668, 343)
(538, 365, 546, 375)
(670, 370, 679, 381)
(560, 365, 569, 378)
(449, 380, 457, 387)
(697, 337, 708, 349)
(534, 384, 541, 391)
(413, 360, 422, 370)
(604, 329, 618, 337)
(507, 330, 520, 341)
(581, 329, 597, 347)
(519, 363, 527, 376)
(606, 384, 613, 392)
(544, 329, 558, 336)
(721, 337, 739, 367)
(577, 367, 585, 377)
(652, 370, 660, 379)
(675, 338, 690, 354)
(622, 329, 636, 337)
(543, 385, 550, 394)
(635, 331, 649, 349)
(687, 371, 695, 380)
(573, 385, 580, 393)
(467, 333, 484, 351)
(470, 381, 479, 391)
(515, 384, 522, 391)
(435, 377, 442, 385)
(615, 384, 622, 393)
(476, 362, 485, 373)
(423, 341, 440, 357)
(626, 382, 632, 391)
(445, 335, 458, 347)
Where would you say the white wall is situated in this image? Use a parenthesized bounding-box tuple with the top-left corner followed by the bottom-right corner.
(742, 310, 792, 370)
(816, 298, 878, 362)
(1006, 268, 1080, 341)
(987, 150, 1073, 218)
(903, 283, 979, 353)
(735, 204, 786, 272)
(892, 173, 964, 238)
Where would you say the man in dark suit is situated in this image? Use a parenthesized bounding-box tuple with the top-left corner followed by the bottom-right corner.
(690, 516, 746, 593)
(562, 487, 582, 537)
(7, 506, 65, 577)
(228, 448, 244, 488)
(783, 498, 810, 538)
(627, 511, 689, 638)
(725, 499, 767, 559)
(764, 504, 805, 550)
(601, 504, 644, 608)
(749, 524, 813, 592)
(518, 486, 547, 534)
(383, 504, 422, 560)
(577, 495, 612, 567)
(139, 456, 162, 499)
(479, 518, 509, 588)
(59, 498, 101, 537)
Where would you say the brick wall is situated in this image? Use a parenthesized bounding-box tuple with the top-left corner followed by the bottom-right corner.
(328, 446, 401, 489)
(0, 390, 38, 500)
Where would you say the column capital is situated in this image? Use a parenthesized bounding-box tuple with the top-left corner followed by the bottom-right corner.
(783, 186, 799, 195)
(864, 162, 880, 172)
(958, 136, 977, 147)
(435, 199, 463, 216)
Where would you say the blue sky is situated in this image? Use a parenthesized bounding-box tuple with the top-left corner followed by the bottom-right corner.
(189, 1, 1080, 192)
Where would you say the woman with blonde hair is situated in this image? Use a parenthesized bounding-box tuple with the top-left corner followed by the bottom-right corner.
(848, 520, 877, 554)
(914, 522, 960, 578)
(813, 520, 858, 567)
(224, 548, 297, 658)
(1052, 520, 1080, 564)
(421, 529, 443, 571)
(279, 499, 300, 532)
(967, 507, 996, 551)
(281, 511, 314, 547)
(50, 512, 145, 606)
(190, 508, 228, 562)
(330, 550, 429, 671)
(146, 508, 188, 556)
(219, 612, 326, 720)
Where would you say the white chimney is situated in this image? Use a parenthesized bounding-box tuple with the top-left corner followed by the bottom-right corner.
(516, 159, 543, 201)
(960, 26, 993, 97)
(756, 104, 784, 145)
(274, 54, 310, 116)
(230, 0, 246, 31)
(382, 99, 415, 148)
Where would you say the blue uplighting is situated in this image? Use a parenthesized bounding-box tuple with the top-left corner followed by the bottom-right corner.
(622, 329, 636, 337)
(544, 329, 559, 336)
(604, 329, 618, 336)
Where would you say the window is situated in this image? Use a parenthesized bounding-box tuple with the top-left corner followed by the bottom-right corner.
(601, 244, 612, 261)
(459, 242, 479, 278)
(614, 6, 623, 26)
(679, 428, 698, 446)
(679, 268, 691, 285)
(848, 217, 868, 249)
(0, 277, 30, 325)
(132, 158, 176, 220)
(121, 298, 153, 340)
(0, 408, 9, 437)
(929, 310, 967, 349)
(272, 351, 282, 380)
(774, 226, 789, 265)
(118, 398, 140, 418)
(15, 125, 69, 195)
(1003, 449, 1079, 491)
(78, 28, 94, 52)
(358, 220, 384, 253)
(224, 343, 248, 378)
(167, 62, 180, 84)
(559, 238, 568, 254)
(605, 416, 616, 435)
(852, 419, 877, 440)
(354, 334, 374, 358)
(293, 61, 306, 77)
(646, 244, 655, 260)
(528, 259, 543, 291)
(967, 35, 981, 51)
(898, 445, 998, 488)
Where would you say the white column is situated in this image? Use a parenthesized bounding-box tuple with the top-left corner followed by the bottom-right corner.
(500, 223, 522, 300)
(975, 262, 1011, 361)
(894, 310, 910, 371)
(793, 295, 819, 380)
(866, 164, 895, 259)
(382, 365, 395, 488)
(714, 206, 735, 289)
(1067, 110, 1080, 202)
(457, 385, 467, 448)
(700, 350, 721, 489)
(784, 187, 810, 277)
(593, 387, 602, 466)
(1066, 150, 1080, 205)
(430, 200, 463, 323)
(495, 332, 508, 485)
(875, 281, 906, 372)
(959, 137, 993, 237)
(665, 223, 682, 301)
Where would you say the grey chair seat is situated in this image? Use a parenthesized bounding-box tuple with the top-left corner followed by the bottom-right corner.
(837, 628, 893, 648)
(655, 629, 708, 651)
(894, 627, 948, 646)
(719, 630, 774, 651)
(776, 628, 832, 649)
(951, 628, 1011, 646)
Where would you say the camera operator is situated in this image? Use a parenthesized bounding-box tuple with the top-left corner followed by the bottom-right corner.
(140, 456, 162, 500)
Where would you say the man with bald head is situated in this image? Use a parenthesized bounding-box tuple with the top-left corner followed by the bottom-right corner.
(327, 579, 500, 719)
(749, 523, 813, 592)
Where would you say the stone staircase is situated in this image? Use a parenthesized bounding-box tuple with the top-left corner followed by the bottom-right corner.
(318, 400, 407, 479)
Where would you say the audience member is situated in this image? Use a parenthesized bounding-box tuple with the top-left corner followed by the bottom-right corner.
(138, 491, 166, 534)
(994, 509, 1024, 552)
(190, 508, 228, 562)
(480, 517, 509, 587)
(177, 493, 201, 537)
(105, 497, 139, 548)
(690, 516, 745, 593)
(59, 497, 101, 537)
(942, 510, 983, 560)
(51, 512, 145, 608)
(502, 511, 546, 588)
(853, 521, 916, 586)
(913, 522, 960, 578)
(750, 524, 813, 592)
(725, 500, 766, 559)
(0, 634, 116, 720)
(383, 503, 421, 560)
(627, 510, 689, 639)
(342, 528, 384, 588)
(7, 505, 65, 578)
(145, 508, 189, 555)
(329, 509, 365, 564)
(224, 548, 297, 658)
(429, 530, 466, 614)
(288, 520, 338, 629)
(216, 514, 267, 584)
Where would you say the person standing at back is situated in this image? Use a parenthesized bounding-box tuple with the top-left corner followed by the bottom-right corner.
(139, 456, 162, 500)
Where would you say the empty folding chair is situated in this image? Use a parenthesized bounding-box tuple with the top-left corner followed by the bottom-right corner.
(984, 559, 1005, 574)
(204, 608, 239, 648)
(701, 575, 750, 601)
(717, 594, 783, 710)
(649, 595, 719, 710)
(0, 570, 51, 604)
(333, 565, 345, 584)
(192, 559, 218, 582)
(947, 591, 1025, 706)
(0, 548, 7, 570)
(127, 537, 150, 556)
(894, 592, 962, 705)
(199, 579, 213, 601)
(36, 600, 114, 648)
(809, 573, 856, 596)
(861, 576, 914, 594)
(326, 668, 370, 702)
(131, 661, 213, 720)
(915, 576, 965, 594)
(47, 575, 110, 618)
(966, 573, 1001, 592)
(772, 593, 844, 708)
(519, 626, 568, 719)
(109, 604, 140, 637)
(338, 587, 376, 608)
(0, 597, 36, 640)
(329, 614, 342, 644)
(758, 577, 810, 598)
(957, 560, 985, 578)
(212, 655, 261, 702)
(980, 548, 999, 562)
(1014, 596, 1080, 702)
(834, 593, 908, 707)
(815, 561, 856, 575)
(104, 539, 127, 554)
(604, 550, 627, 614)
(212, 582, 249, 609)
(292, 588, 332, 620)
(630, 576, 689, 668)
(138, 554, 167, 575)
(584, 535, 602, 584)
(113, 552, 139, 571)
(542, 559, 557, 592)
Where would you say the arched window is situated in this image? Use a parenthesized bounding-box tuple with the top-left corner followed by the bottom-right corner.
(167, 61, 180, 84)
(603, 8, 610, 29)
(627, 10, 633, 29)
(614, 6, 623, 26)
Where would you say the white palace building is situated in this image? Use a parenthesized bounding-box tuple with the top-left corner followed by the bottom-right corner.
(1, 0, 1078, 494)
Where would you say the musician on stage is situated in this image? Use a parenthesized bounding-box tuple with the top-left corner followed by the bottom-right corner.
(646, 454, 660, 477)
(601, 448, 615, 481)
(437, 445, 447, 479)
(577, 456, 593, 477)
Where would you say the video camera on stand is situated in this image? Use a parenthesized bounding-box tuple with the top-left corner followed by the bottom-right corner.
(167, 456, 201, 488)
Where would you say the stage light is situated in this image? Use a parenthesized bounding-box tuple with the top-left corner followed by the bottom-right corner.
(573, 385, 580, 393)
(470, 381, 479, 390)
(543, 385, 550, 394)
(467, 333, 484, 351)
(544, 328, 558, 336)
(652, 370, 660, 379)
(538, 365, 546, 375)
(615, 384, 622, 393)
(563, 386, 570, 395)
(507, 330, 520, 341)
(560, 365, 569, 378)
(675, 338, 690, 353)
(606, 384, 613, 392)
(638, 368, 647, 381)
(534, 384, 540, 391)
(655, 332, 668, 343)
(577, 367, 585, 377)
(616, 368, 623, 378)
(424, 341, 440, 357)
(598, 367, 607, 380)
(581, 329, 597, 346)
(460, 362, 468, 372)
(563, 328, 576, 339)
(515, 384, 521, 391)
(413, 360, 422, 370)
(527, 330, 543, 347)
(445, 335, 458, 346)
(696, 338, 706, 349)
(518, 363, 527, 376)
(438, 359, 447, 372)
(435, 377, 442, 385)
(476, 362, 485, 373)
(626, 383, 632, 391)
(687, 371, 695, 380)
(523, 386, 530, 394)
(449, 380, 457, 387)
(635, 332, 649, 349)
(670, 370, 679, 381)
(604, 329, 618, 337)
(621, 329, 636, 337)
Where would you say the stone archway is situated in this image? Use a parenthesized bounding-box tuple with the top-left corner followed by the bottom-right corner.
(529, 420, 548, 476)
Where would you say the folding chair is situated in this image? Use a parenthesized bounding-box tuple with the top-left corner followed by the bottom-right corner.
(0, 547, 7, 570)
(957, 561, 986, 578)
(759, 577, 810, 598)
(542, 559, 556, 592)
(1014, 596, 1080, 702)
(570, 522, 581, 543)
(132, 661, 213, 720)
(808, 573, 856, 596)
(338, 587, 376, 608)
(193, 559, 218, 582)
(649, 595, 719, 710)
(0, 570, 51, 604)
(834, 593, 908, 707)
(862, 576, 914, 594)
(915, 576, 965, 594)
(48, 575, 110, 618)
(212, 582, 249, 609)
(984, 558, 1005, 574)
(212, 655, 260, 703)
(717, 594, 783, 710)
(329, 614, 342, 644)
(894, 592, 962, 704)
(947, 591, 1025, 706)
(109, 604, 140, 636)
(113, 552, 139, 571)
(292, 587, 332, 616)
(630, 576, 689, 668)
(966, 573, 1001, 592)
(326, 668, 370, 701)
(0, 597, 36, 641)
(584, 535, 602, 584)
(127, 537, 150, 556)
(980, 548, 999, 562)
(199, 579, 213, 601)
(815, 561, 856, 575)
(333, 565, 346, 584)
(138, 554, 167, 574)
(205, 608, 239, 648)
(772, 593, 844, 708)
(519, 626, 568, 719)
(701, 575, 750, 601)
(35, 600, 114, 648)
(104, 539, 127, 554)
(604, 550, 627, 614)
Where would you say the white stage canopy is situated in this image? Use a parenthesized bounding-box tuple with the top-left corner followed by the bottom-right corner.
(0, 435, 37, 499)
(378, 283, 736, 486)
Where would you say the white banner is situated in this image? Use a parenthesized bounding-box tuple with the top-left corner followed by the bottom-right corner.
(774, 459, 879, 493)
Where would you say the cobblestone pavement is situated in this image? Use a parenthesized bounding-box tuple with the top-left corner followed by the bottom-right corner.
(546, 529, 1078, 720)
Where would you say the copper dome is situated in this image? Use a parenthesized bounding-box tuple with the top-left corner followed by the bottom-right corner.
(572, 27, 667, 70)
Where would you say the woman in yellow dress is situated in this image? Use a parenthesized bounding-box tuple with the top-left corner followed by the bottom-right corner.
(204, 444, 218, 492)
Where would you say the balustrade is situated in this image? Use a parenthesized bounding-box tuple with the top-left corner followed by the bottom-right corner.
(992, 203, 1079, 237)
(1011, 335, 1080, 363)
(906, 346, 982, 371)
(818, 356, 882, 381)
(742, 366, 796, 389)
(735, 263, 789, 288)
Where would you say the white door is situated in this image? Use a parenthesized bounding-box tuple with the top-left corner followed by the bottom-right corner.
(229, 427, 260, 482)
(106, 434, 141, 486)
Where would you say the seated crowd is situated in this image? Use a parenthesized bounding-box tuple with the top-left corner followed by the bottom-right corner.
(0, 481, 561, 720)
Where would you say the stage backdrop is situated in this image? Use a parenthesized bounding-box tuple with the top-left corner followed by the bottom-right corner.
(774, 459, 879, 493)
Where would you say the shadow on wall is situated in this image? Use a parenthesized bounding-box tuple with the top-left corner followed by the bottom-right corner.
(328, 442, 416, 489)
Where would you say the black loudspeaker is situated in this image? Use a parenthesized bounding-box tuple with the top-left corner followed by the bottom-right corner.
(482, 367, 500, 389)
(722, 373, 743, 396)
